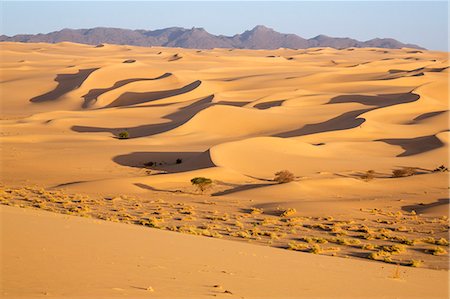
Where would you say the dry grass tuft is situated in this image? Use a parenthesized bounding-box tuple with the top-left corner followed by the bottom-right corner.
(425, 247, 447, 255)
(368, 250, 393, 263)
(274, 170, 295, 184)
(280, 208, 297, 217)
(392, 167, 417, 178)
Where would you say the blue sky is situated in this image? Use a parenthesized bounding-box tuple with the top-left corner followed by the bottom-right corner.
(1, 1, 448, 50)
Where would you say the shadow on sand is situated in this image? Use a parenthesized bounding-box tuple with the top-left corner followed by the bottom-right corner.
(72, 94, 214, 138)
(113, 150, 215, 173)
(274, 92, 420, 138)
(31, 68, 99, 103)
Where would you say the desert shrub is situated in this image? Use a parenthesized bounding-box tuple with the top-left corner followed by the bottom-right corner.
(361, 170, 376, 181)
(117, 131, 129, 139)
(391, 235, 416, 245)
(300, 236, 328, 244)
(310, 244, 322, 254)
(368, 250, 393, 262)
(280, 208, 297, 217)
(176, 158, 183, 164)
(362, 243, 378, 250)
(329, 237, 361, 246)
(274, 170, 295, 183)
(288, 241, 309, 251)
(232, 230, 253, 239)
(392, 167, 417, 178)
(249, 207, 263, 215)
(433, 165, 449, 172)
(405, 260, 421, 267)
(436, 238, 449, 246)
(426, 247, 448, 255)
(190, 177, 212, 193)
(381, 244, 406, 254)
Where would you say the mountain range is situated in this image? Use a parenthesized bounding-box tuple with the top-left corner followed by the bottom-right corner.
(0, 25, 424, 50)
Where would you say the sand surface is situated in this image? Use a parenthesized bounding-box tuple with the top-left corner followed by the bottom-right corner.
(1, 205, 449, 299)
(0, 42, 449, 297)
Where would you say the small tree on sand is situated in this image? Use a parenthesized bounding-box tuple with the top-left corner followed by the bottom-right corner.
(191, 177, 212, 193)
(274, 170, 295, 184)
(117, 131, 129, 139)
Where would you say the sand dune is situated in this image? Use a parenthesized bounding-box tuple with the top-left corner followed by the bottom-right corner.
(0, 42, 448, 297)
(30, 68, 99, 103)
(82, 72, 172, 108)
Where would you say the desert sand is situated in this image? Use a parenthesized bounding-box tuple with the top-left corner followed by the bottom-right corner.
(0, 42, 449, 298)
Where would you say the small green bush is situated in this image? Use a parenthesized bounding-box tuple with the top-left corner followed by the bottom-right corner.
(118, 131, 129, 139)
(190, 177, 213, 193)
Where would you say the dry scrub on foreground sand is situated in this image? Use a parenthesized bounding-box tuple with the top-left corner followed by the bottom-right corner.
(1, 185, 448, 270)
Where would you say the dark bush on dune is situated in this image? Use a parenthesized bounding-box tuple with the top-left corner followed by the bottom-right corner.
(191, 177, 212, 193)
(392, 167, 417, 178)
(274, 170, 295, 184)
(433, 165, 449, 172)
(361, 170, 376, 181)
(117, 131, 129, 139)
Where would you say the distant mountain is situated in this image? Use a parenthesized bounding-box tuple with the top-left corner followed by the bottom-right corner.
(0, 25, 424, 50)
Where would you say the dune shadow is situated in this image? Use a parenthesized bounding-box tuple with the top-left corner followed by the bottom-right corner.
(134, 183, 194, 194)
(82, 72, 171, 108)
(113, 150, 215, 173)
(215, 101, 250, 107)
(72, 94, 214, 138)
(104, 80, 201, 108)
(406, 110, 447, 124)
(213, 73, 271, 82)
(274, 92, 420, 138)
(383, 67, 448, 80)
(274, 109, 368, 138)
(327, 92, 419, 108)
(389, 66, 448, 74)
(52, 180, 89, 188)
(376, 134, 444, 156)
(254, 100, 284, 110)
(30, 68, 99, 103)
(211, 183, 272, 196)
(401, 198, 449, 214)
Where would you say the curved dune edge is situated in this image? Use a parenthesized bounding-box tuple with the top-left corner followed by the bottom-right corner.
(104, 80, 202, 108)
(71, 94, 215, 138)
(376, 134, 445, 157)
(30, 68, 99, 103)
(82, 72, 172, 108)
(1, 205, 448, 299)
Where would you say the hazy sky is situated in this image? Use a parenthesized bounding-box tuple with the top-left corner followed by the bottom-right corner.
(1, 1, 448, 50)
